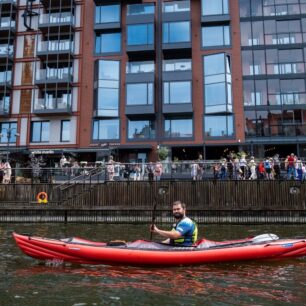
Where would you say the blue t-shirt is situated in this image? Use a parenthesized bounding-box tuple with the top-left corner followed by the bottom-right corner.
(172, 217, 196, 246)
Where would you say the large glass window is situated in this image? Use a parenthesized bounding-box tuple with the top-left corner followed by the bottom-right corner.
(163, 81, 191, 104)
(163, 59, 191, 71)
(61, 120, 70, 142)
(202, 25, 230, 47)
(128, 120, 155, 139)
(202, 0, 228, 16)
(127, 24, 154, 46)
(95, 60, 120, 117)
(163, 22, 190, 43)
(126, 83, 153, 105)
(204, 115, 234, 137)
(204, 53, 232, 113)
(95, 33, 121, 54)
(95, 4, 120, 24)
(31, 121, 49, 142)
(165, 119, 193, 138)
(93, 119, 120, 140)
(0, 122, 17, 143)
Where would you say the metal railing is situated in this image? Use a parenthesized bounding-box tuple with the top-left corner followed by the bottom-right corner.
(1, 160, 305, 184)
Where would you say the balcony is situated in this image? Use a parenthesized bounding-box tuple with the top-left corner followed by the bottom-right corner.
(126, 62, 155, 83)
(38, 13, 75, 33)
(35, 68, 73, 87)
(0, 0, 17, 11)
(126, 3, 155, 25)
(33, 96, 72, 115)
(246, 124, 306, 138)
(162, 1, 190, 22)
(0, 45, 13, 63)
(40, 0, 75, 8)
(0, 97, 10, 116)
(267, 92, 306, 107)
(37, 40, 74, 60)
(0, 17, 16, 35)
(0, 71, 12, 88)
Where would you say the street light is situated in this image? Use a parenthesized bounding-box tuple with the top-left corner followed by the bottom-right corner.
(0, 127, 20, 162)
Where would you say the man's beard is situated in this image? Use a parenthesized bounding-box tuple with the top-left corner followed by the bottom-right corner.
(173, 213, 184, 220)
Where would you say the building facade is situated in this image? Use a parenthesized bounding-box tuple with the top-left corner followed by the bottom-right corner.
(0, 0, 305, 164)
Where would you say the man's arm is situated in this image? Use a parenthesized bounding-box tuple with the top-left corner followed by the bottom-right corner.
(150, 225, 182, 240)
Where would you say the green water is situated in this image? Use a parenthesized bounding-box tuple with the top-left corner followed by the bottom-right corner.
(1, 223, 306, 306)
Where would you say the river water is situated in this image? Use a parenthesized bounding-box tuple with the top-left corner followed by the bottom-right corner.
(1, 223, 306, 306)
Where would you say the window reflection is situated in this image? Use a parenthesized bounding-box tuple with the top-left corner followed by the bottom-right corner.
(202, 25, 230, 47)
(128, 120, 155, 139)
(127, 24, 154, 46)
(163, 81, 191, 104)
(95, 33, 121, 54)
(204, 115, 234, 137)
(126, 83, 153, 105)
(163, 22, 190, 43)
(31, 121, 49, 142)
(95, 4, 120, 24)
(93, 119, 119, 140)
(202, 0, 228, 16)
(165, 119, 193, 138)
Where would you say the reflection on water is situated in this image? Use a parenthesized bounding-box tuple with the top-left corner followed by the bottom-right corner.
(1, 223, 306, 305)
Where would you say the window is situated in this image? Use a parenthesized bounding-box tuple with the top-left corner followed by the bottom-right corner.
(128, 120, 155, 139)
(202, 25, 230, 47)
(127, 3, 154, 15)
(31, 121, 50, 142)
(0, 122, 17, 143)
(95, 4, 120, 24)
(204, 53, 232, 113)
(164, 119, 193, 138)
(95, 32, 121, 54)
(163, 22, 190, 43)
(95, 60, 120, 117)
(61, 120, 70, 142)
(127, 24, 154, 46)
(0, 95, 10, 113)
(93, 119, 119, 140)
(202, 0, 228, 16)
(163, 81, 191, 104)
(204, 115, 234, 137)
(163, 59, 191, 72)
(126, 61, 154, 74)
(126, 83, 153, 105)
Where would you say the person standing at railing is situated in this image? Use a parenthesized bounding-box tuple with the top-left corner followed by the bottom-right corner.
(146, 162, 154, 182)
(197, 155, 205, 180)
(154, 161, 163, 181)
(0, 160, 4, 183)
(248, 157, 257, 180)
(273, 154, 281, 179)
(286, 153, 296, 180)
(3, 161, 11, 184)
(107, 158, 115, 181)
(190, 161, 199, 181)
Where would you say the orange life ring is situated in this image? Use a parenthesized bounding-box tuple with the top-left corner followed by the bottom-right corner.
(36, 192, 48, 204)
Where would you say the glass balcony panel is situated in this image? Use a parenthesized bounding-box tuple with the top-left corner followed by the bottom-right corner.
(0, 97, 10, 113)
(35, 96, 71, 110)
(37, 68, 72, 81)
(126, 61, 154, 74)
(0, 45, 13, 55)
(163, 1, 190, 13)
(0, 71, 11, 83)
(127, 3, 155, 15)
(0, 17, 15, 28)
(39, 12, 74, 25)
(38, 40, 74, 52)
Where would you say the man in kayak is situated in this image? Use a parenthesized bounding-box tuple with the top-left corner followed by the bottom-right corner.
(151, 201, 198, 246)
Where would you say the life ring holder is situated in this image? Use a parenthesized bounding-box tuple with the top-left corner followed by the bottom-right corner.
(36, 192, 48, 204)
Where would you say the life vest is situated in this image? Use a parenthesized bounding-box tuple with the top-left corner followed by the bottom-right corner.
(36, 192, 48, 204)
(170, 217, 198, 246)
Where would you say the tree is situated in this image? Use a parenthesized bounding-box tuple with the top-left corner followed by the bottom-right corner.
(158, 146, 169, 161)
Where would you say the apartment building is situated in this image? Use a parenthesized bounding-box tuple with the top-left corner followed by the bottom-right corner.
(0, 0, 305, 164)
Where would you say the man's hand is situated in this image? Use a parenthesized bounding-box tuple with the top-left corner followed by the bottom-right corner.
(150, 224, 159, 233)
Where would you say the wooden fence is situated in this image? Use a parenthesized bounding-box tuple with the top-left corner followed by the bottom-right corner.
(0, 181, 305, 223)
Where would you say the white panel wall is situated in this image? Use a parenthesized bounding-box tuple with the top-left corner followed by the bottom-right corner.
(73, 59, 79, 83)
(16, 36, 24, 58)
(74, 32, 80, 55)
(12, 90, 20, 114)
(72, 87, 78, 112)
(30, 117, 77, 145)
(19, 118, 28, 146)
(75, 5, 81, 28)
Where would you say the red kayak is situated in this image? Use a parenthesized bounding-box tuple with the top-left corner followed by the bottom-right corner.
(13, 233, 306, 266)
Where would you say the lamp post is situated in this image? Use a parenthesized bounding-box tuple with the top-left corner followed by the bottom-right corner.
(0, 127, 19, 162)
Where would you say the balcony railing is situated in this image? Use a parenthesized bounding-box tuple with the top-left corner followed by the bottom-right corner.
(0, 45, 13, 56)
(267, 92, 306, 106)
(36, 68, 73, 82)
(264, 33, 302, 46)
(246, 124, 306, 138)
(39, 12, 74, 25)
(126, 61, 155, 74)
(0, 0, 16, 3)
(0, 71, 11, 84)
(0, 17, 15, 28)
(37, 40, 74, 53)
(0, 97, 10, 114)
(267, 63, 305, 75)
(162, 0, 190, 12)
(34, 96, 71, 112)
